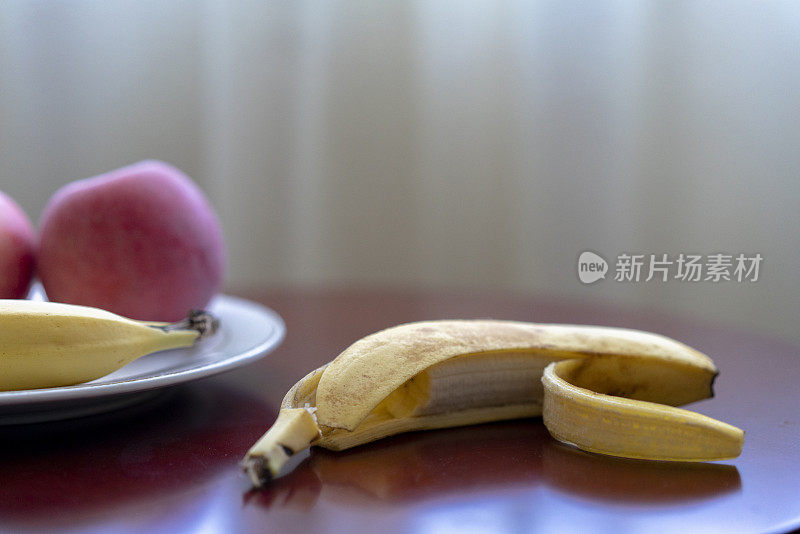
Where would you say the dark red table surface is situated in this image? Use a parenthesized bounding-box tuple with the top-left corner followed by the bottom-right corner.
(1, 288, 799, 534)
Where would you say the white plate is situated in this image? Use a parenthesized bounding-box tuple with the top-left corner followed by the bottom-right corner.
(0, 294, 285, 424)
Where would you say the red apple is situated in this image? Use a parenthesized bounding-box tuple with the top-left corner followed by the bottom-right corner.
(38, 161, 226, 321)
(0, 191, 37, 298)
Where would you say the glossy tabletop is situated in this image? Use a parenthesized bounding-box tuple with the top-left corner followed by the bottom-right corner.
(1, 288, 799, 534)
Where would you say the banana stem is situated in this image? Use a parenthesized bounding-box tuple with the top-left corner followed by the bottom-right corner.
(153, 310, 219, 341)
(243, 408, 321, 486)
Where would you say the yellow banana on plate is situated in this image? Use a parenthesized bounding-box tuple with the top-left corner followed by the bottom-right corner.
(0, 299, 218, 391)
(243, 320, 744, 487)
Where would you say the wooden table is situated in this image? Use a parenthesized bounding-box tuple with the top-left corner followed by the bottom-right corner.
(2, 288, 799, 534)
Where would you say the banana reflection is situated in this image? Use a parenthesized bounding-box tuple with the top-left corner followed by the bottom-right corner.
(542, 440, 740, 503)
(252, 419, 740, 508)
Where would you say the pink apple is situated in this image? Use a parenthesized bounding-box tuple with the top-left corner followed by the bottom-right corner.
(0, 191, 37, 298)
(38, 161, 226, 321)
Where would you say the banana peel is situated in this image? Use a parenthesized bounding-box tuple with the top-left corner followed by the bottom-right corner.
(243, 320, 744, 486)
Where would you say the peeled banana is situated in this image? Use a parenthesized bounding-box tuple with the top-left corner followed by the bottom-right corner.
(0, 299, 218, 391)
(243, 320, 744, 486)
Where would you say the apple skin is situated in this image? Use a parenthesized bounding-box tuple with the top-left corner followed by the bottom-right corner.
(0, 191, 37, 299)
(38, 161, 226, 322)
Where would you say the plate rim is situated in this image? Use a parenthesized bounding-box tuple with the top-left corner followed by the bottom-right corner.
(0, 294, 285, 406)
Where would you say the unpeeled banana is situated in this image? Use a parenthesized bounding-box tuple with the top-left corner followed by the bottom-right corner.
(0, 299, 218, 391)
(243, 320, 744, 487)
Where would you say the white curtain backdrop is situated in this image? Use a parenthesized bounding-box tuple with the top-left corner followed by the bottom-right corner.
(1, 1, 799, 342)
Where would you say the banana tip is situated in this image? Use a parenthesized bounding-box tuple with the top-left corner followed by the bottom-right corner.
(158, 309, 220, 340)
(709, 370, 719, 399)
(188, 309, 220, 340)
(242, 456, 272, 488)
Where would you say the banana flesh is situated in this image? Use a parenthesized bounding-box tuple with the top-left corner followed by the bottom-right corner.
(385, 351, 547, 417)
(0, 300, 219, 391)
(243, 320, 744, 487)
